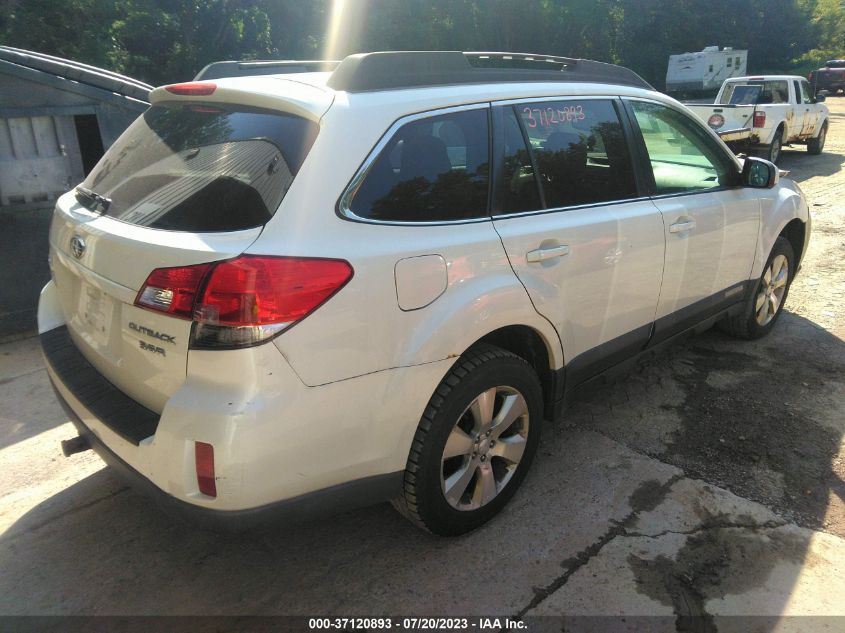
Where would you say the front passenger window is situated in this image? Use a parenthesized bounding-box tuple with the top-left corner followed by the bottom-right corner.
(629, 101, 739, 195)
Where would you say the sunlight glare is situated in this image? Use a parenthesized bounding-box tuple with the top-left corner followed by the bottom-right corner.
(324, 0, 351, 62)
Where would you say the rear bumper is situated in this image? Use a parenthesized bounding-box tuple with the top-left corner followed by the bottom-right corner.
(41, 326, 403, 530)
(42, 326, 160, 445)
(49, 375, 400, 530)
(38, 277, 450, 525)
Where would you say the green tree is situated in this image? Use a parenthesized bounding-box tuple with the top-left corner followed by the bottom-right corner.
(615, 0, 818, 87)
(265, 0, 326, 59)
(109, 0, 274, 84)
(1, 0, 842, 88)
(798, 0, 845, 69)
(0, 0, 119, 69)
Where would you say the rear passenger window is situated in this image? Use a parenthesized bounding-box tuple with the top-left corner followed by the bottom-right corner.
(515, 100, 637, 209)
(348, 108, 489, 222)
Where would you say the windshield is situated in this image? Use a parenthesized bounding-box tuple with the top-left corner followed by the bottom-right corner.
(78, 104, 319, 232)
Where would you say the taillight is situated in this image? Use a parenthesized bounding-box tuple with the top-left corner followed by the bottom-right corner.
(195, 442, 216, 497)
(135, 256, 353, 349)
(753, 111, 766, 128)
(197, 256, 353, 326)
(164, 82, 217, 96)
(136, 264, 211, 319)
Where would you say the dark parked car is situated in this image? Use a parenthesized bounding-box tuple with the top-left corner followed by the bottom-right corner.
(809, 60, 845, 94)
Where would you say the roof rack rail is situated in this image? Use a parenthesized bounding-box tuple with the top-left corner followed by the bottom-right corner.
(326, 51, 653, 92)
(194, 59, 339, 81)
(0, 45, 152, 101)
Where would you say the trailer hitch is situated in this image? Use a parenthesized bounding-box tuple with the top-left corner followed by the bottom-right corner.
(61, 435, 91, 457)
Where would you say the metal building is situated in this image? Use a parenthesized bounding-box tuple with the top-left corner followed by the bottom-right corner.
(0, 47, 151, 336)
(0, 46, 151, 210)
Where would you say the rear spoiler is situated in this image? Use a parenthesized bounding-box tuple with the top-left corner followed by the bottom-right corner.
(150, 78, 334, 123)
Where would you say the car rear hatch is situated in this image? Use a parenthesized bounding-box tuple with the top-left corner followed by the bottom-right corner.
(48, 78, 330, 414)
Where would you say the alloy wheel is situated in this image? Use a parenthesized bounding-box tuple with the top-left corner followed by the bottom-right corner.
(440, 386, 530, 511)
(755, 254, 789, 326)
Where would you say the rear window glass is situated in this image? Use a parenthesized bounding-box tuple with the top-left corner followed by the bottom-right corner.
(719, 81, 789, 105)
(78, 104, 318, 232)
(348, 108, 490, 222)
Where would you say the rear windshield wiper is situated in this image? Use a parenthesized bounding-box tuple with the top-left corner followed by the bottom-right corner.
(75, 186, 111, 215)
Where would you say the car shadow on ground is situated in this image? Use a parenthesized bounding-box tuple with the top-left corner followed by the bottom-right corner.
(0, 337, 74, 451)
(1, 313, 843, 619)
(569, 310, 845, 532)
(779, 140, 845, 181)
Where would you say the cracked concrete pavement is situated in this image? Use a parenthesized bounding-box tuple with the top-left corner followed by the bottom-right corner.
(1, 103, 845, 627)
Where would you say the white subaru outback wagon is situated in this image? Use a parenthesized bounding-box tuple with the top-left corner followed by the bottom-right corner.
(40, 52, 810, 535)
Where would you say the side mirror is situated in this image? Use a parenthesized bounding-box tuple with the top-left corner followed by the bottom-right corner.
(742, 156, 778, 189)
(816, 92, 827, 103)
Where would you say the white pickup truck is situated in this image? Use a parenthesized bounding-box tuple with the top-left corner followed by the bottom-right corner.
(685, 75, 829, 163)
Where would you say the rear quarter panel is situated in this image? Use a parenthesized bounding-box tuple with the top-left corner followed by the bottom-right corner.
(252, 93, 564, 386)
(265, 216, 564, 386)
(753, 104, 792, 145)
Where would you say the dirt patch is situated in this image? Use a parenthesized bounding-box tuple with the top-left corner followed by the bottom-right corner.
(629, 479, 677, 514)
(629, 524, 808, 632)
(657, 336, 845, 535)
(519, 476, 684, 617)
(572, 314, 845, 538)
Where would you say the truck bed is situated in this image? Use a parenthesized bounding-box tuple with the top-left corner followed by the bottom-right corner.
(685, 101, 793, 148)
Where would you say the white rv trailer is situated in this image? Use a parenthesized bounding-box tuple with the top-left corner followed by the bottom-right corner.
(666, 46, 748, 97)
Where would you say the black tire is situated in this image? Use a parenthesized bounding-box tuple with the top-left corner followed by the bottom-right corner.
(392, 344, 543, 535)
(764, 127, 785, 164)
(807, 122, 827, 155)
(719, 237, 795, 340)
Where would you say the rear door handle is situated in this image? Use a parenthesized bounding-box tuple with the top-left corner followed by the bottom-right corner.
(526, 244, 570, 262)
(669, 220, 696, 234)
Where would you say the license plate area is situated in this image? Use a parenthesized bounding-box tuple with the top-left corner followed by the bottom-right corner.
(77, 280, 115, 347)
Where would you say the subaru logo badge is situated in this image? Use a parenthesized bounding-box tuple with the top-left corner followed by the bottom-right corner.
(70, 235, 86, 259)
